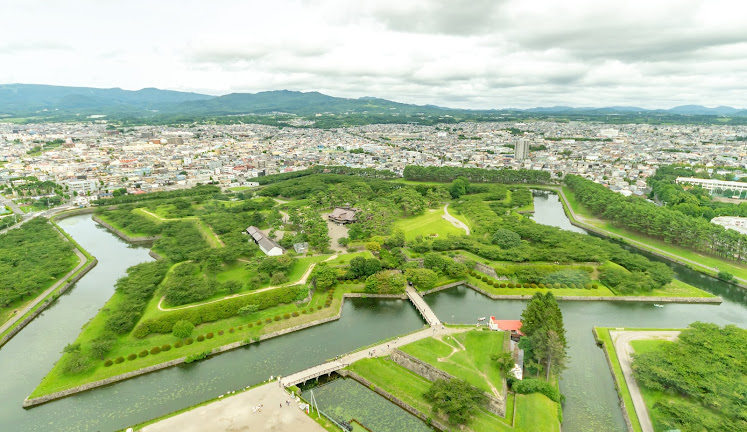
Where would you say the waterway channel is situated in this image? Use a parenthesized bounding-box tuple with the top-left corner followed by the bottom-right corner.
(0, 194, 744, 432)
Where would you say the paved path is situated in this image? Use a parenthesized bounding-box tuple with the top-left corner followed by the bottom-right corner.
(280, 325, 466, 387)
(0, 245, 86, 335)
(157, 255, 337, 311)
(140, 382, 325, 432)
(406, 286, 441, 327)
(610, 330, 680, 432)
(557, 188, 747, 286)
(442, 204, 470, 235)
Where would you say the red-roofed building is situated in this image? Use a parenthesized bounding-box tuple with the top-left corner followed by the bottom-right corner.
(489, 317, 524, 341)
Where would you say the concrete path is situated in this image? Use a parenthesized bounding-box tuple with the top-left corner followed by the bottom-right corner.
(610, 330, 680, 432)
(157, 255, 337, 311)
(280, 325, 466, 387)
(557, 188, 747, 286)
(442, 204, 470, 235)
(406, 286, 441, 327)
(139, 382, 325, 432)
(0, 246, 86, 335)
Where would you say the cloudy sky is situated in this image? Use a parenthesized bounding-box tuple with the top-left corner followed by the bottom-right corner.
(1, 0, 746, 108)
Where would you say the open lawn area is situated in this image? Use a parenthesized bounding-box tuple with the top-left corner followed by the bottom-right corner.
(30, 284, 366, 399)
(399, 330, 505, 395)
(394, 208, 465, 241)
(347, 357, 560, 432)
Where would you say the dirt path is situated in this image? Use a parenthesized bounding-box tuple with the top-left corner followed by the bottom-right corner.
(435, 334, 500, 398)
(0, 245, 86, 335)
(140, 382, 325, 432)
(442, 204, 470, 235)
(610, 330, 680, 432)
(157, 255, 337, 312)
(321, 213, 349, 252)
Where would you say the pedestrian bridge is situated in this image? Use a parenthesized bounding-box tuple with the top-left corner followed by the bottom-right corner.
(406, 286, 441, 327)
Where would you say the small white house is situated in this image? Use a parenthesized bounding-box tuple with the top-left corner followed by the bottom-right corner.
(246, 226, 284, 256)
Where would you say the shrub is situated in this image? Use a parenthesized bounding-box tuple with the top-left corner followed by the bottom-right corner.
(273, 316, 281, 321)
(507, 283, 514, 288)
(238, 304, 259, 315)
(161, 344, 171, 351)
(238, 326, 243, 330)
(481, 276, 488, 282)
(217, 330, 224, 335)
(185, 338, 194, 345)
(317, 305, 322, 310)
(592, 284, 599, 289)
(283, 313, 291, 319)
(104, 359, 113, 367)
(184, 350, 211, 364)
(247, 323, 253, 328)
(127, 353, 137, 360)
(114, 356, 125, 364)
(206, 332, 214, 339)
(510, 378, 562, 402)
(265, 318, 272, 323)
(229, 328, 235, 333)
(197, 335, 205, 342)
(150, 346, 161, 355)
(139, 350, 149, 357)
(174, 341, 183, 348)
(500, 283, 506, 288)
(172, 320, 195, 338)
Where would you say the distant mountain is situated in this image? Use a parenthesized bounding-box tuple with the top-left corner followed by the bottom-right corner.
(0, 83, 744, 120)
(0, 84, 211, 116)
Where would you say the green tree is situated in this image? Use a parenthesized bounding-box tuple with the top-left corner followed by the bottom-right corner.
(491, 228, 522, 248)
(424, 378, 487, 425)
(404, 267, 438, 290)
(172, 320, 195, 338)
(312, 263, 338, 290)
(449, 177, 470, 198)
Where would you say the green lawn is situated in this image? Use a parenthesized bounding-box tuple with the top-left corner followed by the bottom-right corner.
(399, 330, 505, 395)
(348, 357, 560, 432)
(561, 187, 747, 281)
(30, 284, 362, 399)
(393, 208, 465, 240)
(96, 212, 152, 238)
(133, 208, 223, 248)
(325, 251, 374, 266)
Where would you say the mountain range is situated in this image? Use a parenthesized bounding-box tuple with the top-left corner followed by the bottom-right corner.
(1, 83, 745, 119)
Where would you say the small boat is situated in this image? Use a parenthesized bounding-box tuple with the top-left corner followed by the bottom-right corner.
(653, 304, 664, 308)
(477, 316, 486, 321)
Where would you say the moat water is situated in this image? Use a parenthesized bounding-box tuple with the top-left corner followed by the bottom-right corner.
(0, 195, 744, 431)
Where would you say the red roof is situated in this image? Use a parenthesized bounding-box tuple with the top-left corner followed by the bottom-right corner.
(490, 317, 524, 335)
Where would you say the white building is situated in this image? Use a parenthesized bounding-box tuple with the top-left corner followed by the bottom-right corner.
(514, 139, 529, 161)
(676, 177, 747, 194)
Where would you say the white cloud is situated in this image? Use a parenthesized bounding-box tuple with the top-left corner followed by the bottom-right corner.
(0, 0, 745, 108)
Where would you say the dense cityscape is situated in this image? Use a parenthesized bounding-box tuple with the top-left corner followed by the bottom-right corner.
(2, 120, 745, 207)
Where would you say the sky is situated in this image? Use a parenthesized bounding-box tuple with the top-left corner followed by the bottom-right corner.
(1, 0, 746, 109)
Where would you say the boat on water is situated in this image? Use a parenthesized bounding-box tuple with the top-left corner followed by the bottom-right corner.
(477, 316, 486, 321)
(653, 304, 664, 308)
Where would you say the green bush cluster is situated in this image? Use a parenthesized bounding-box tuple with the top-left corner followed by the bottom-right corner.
(133, 285, 305, 338)
(509, 377, 562, 402)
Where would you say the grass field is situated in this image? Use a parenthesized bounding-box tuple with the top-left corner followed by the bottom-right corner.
(30, 283, 366, 399)
(96, 212, 153, 238)
(393, 208, 465, 240)
(348, 356, 560, 432)
(399, 330, 505, 395)
(133, 208, 223, 248)
(561, 187, 747, 281)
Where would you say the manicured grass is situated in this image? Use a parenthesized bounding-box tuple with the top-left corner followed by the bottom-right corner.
(326, 251, 374, 266)
(30, 285, 359, 399)
(393, 208, 464, 240)
(562, 187, 747, 281)
(96, 212, 152, 238)
(594, 327, 644, 432)
(649, 279, 715, 298)
(466, 274, 617, 297)
(348, 357, 559, 432)
(400, 330, 505, 395)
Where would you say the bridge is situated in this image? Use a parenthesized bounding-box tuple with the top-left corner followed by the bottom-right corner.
(406, 286, 441, 327)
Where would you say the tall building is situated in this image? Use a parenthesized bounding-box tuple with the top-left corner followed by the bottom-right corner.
(515, 139, 529, 160)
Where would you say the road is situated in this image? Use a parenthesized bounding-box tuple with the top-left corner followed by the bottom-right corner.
(556, 188, 747, 286)
(0, 245, 86, 335)
(610, 330, 680, 432)
(157, 255, 337, 311)
(140, 382, 326, 432)
(442, 204, 470, 235)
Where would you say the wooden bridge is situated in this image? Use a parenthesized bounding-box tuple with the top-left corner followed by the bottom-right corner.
(406, 286, 441, 327)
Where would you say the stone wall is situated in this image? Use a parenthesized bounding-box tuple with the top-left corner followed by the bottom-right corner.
(390, 349, 505, 417)
(338, 370, 450, 432)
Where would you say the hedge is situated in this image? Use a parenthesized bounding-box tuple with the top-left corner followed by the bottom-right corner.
(139, 350, 149, 357)
(150, 346, 161, 354)
(115, 356, 125, 364)
(510, 377, 562, 402)
(132, 285, 306, 338)
(104, 359, 113, 367)
(127, 353, 137, 360)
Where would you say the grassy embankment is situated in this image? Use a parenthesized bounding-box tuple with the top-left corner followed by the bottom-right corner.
(452, 250, 713, 298)
(30, 279, 366, 399)
(133, 207, 223, 248)
(0, 219, 93, 341)
(393, 207, 466, 241)
(561, 186, 747, 282)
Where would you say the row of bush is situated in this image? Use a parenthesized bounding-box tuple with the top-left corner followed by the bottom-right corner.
(468, 271, 598, 290)
(133, 285, 307, 338)
(508, 377, 563, 403)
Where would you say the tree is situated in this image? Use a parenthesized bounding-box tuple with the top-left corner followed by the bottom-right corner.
(491, 228, 522, 248)
(172, 320, 195, 338)
(364, 270, 406, 294)
(312, 263, 338, 290)
(531, 329, 567, 380)
(404, 268, 438, 290)
(491, 351, 515, 375)
(424, 379, 487, 425)
(449, 177, 470, 198)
